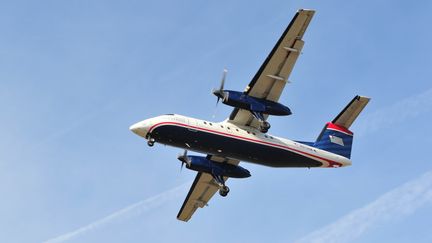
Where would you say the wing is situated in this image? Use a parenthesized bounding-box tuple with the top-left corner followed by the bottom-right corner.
(177, 155, 239, 222)
(229, 9, 315, 128)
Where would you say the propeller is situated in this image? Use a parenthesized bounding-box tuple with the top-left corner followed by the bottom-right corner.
(212, 69, 228, 106)
(177, 150, 191, 171)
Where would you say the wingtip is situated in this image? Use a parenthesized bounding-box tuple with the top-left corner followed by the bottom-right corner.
(298, 9, 316, 13)
(176, 216, 189, 222)
(356, 95, 372, 102)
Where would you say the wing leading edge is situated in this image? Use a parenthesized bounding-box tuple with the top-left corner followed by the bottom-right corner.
(229, 9, 315, 128)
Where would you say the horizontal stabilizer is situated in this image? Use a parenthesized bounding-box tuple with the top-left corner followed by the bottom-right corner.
(332, 95, 370, 129)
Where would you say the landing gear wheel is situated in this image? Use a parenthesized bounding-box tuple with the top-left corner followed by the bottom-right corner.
(260, 121, 271, 133)
(147, 138, 155, 147)
(219, 186, 230, 197)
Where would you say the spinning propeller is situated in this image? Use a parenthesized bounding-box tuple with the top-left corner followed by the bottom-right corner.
(212, 69, 228, 106)
(177, 150, 191, 171)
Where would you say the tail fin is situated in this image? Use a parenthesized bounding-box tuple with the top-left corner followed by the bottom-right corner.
(314, 95, 370, 159)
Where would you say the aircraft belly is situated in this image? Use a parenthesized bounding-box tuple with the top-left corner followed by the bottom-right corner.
(151, 125, 322, 168)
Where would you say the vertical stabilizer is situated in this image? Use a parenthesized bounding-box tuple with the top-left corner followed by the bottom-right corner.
(314, 95, 370, 159)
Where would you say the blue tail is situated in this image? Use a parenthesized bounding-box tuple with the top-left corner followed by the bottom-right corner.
(314, 123, 354, 158)
(312, 95, 370, 159)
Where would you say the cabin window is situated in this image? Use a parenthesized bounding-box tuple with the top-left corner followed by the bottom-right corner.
(209, 123, 213, 126)
(252, 132, 256, 135)
(204, 121, 207, 125)
(227, 127, 231, 130)
(247, 131, 250, 134)
(270, 136, 274, 139)
(220, 125, 224, 128)
(264, 135, 268, 138)
(236, 129, 239, 132)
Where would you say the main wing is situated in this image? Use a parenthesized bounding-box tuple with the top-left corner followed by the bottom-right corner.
(177, 156, 239, 222)
(229, 9, 315, 128)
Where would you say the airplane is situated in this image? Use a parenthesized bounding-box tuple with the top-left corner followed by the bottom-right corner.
(129, 9, 370, 222)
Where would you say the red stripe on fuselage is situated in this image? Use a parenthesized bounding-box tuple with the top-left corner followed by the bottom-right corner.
(148, 121, 343, 167)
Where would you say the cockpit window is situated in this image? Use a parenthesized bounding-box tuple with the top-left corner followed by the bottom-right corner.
(164, 114, 174, 116)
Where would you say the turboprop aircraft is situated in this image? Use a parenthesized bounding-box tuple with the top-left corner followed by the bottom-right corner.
(130, 9, 370, 222)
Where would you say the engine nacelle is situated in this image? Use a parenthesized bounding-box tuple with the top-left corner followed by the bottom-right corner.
(184, 155, 251, 178)
(219, 90, 291, 116)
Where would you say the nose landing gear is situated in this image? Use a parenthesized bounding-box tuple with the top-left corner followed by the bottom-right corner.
(147, 138, 155, 147)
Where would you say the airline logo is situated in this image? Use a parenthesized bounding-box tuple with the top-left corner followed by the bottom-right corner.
(329, 135, 344, 146)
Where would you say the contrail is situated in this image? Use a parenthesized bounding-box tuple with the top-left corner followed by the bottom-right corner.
(294, 170, 432, 243)
(44, 182, 190, 243)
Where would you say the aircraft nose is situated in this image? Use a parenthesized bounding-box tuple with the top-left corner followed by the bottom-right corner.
(129, 121, 149, 137)
(129, 123, 140, 133)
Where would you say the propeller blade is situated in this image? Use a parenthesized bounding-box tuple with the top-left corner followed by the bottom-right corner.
(212, 68, 228, 105)
(178, 150, 190, 171)
(220, 68, 227, 91)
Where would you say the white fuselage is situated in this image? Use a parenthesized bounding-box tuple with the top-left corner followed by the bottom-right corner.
(130, 114, 351, 168)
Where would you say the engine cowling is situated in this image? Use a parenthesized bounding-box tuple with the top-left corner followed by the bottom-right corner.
(182, 155, 251, 178)
(220, 90, 291, 116)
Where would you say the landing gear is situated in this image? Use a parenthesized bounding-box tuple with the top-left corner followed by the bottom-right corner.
(219, 186, 230, 197)
(260, 121, 271, 133)
(212, 174, 230, 197)
(251, 111, 271, 133)
(147, 138, 155, 147)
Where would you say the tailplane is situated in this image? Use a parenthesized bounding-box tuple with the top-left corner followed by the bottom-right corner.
(313, 95, 370, 159)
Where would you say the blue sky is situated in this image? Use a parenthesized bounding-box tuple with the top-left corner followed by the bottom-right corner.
(1, 1, 432, 242)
